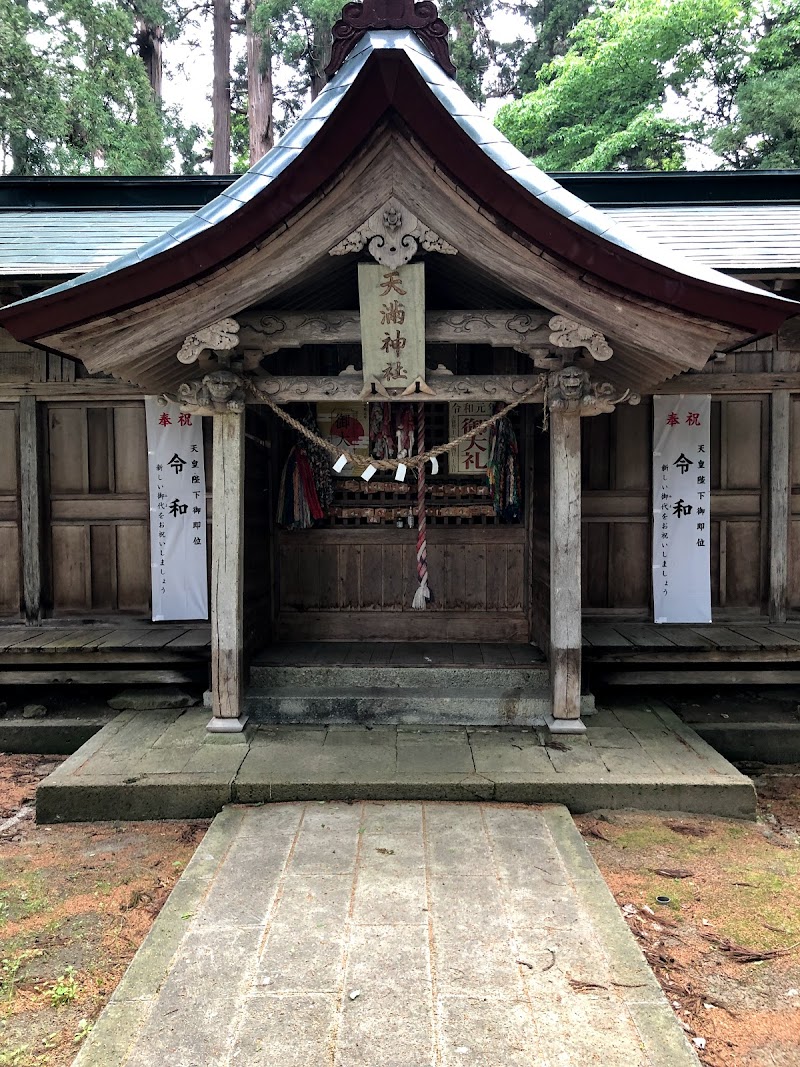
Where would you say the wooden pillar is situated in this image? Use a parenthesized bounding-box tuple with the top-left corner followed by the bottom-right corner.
(549, 408, 582, 721)
(208, 410, 247, 732)
(768, 390, 791, 623)
(19, 396, 42, 624)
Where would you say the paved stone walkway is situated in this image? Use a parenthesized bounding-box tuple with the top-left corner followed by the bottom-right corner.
(39, 702, 756, 822)
(74, 802, 699, 1067)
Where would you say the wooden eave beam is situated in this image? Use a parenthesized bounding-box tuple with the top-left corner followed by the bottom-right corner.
(23, 133, 776, 397)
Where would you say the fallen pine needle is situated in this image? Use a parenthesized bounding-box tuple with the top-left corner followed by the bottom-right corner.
(700, 933, 798, 963)
(650, 868, 693, 879)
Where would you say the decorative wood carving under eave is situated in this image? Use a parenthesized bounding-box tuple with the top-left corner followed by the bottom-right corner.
(177, 367, 545, 408)
(177, 369, 247, 413)
(176, 317, 240, 365)
(253, 369, 544, 403)
(547, 365, 640, 417)
(548, 316, 613, 362)
(238, 309, 552, 364)
(328, 199, 457, 269)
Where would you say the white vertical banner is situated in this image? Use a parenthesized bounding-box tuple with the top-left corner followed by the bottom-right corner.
(145, 399, 208, 621)
(653, 395, 711, 624)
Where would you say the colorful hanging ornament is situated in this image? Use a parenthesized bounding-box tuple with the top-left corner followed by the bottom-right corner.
(277, 445, 326, 529)
(396, 404, 415, 459)
(486, 414, 521, 522)
(369, 402, 395, 460)
(300, 409, 333, 511)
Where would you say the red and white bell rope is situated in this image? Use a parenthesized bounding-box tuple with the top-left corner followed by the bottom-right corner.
(412, 402, 431, 610)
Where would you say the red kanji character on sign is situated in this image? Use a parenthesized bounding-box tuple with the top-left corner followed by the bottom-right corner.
(686, 412, 701, 426)
(158, 412, 172, 426)
(178, 413, 192, 426)
(666, 412, 679, 426)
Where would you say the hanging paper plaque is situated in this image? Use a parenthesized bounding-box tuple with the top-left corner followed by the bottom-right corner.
(358, 262, 425, 390)
(652, 395, 711, 624)
(449, 401, 493, 475)
(317, 402, 369, 474)
(144, 398, 208, 621)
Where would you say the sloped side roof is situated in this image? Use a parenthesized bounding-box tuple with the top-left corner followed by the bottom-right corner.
(0, 30, 795, 344)
(4, 202, 800, 276)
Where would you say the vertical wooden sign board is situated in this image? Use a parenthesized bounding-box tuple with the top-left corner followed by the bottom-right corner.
(449, 401, 493, 474)
(358, 262, 425, 390)
(652, 395, 711, 623)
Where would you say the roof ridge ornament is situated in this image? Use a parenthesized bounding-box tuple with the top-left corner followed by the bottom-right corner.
(325, 0, 456, 80)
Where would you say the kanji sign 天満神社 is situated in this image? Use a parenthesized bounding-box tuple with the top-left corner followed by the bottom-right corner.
(358, 263, 425, 391)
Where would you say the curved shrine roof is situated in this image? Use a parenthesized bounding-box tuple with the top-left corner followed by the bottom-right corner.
(0, 27, 796, 354)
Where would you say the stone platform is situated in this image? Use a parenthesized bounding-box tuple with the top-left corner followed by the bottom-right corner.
(37, 700, 755, 822)
(72, 802, 701, 1067)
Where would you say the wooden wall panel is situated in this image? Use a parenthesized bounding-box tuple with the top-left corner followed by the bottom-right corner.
(48, 407, 88, 493)
(788, 396, 800, 610)
(608, 523, 650, 608)
(115, 525, 150, 612)
(724, 399, 762, 489)
(51, 524, 89, 611)
(277, 527, 527, 639)
(0, 404, 20, 615)
(114, 407, 147, 493)
(725, 521, 762, 605)
(0, 526, 20, 616)
(581, 402, 651, 614)
(44, 401, 151, 616)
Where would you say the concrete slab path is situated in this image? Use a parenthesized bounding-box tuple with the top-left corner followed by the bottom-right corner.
(73, 802, 699, 1067)
(38, 702, 756, 823)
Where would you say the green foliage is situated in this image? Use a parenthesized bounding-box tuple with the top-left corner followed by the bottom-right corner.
(496, 0, 800, 170)
(74, 1018, 94, 1044)
(0, 0, 191, 174)
(50, 965, 79, 1007)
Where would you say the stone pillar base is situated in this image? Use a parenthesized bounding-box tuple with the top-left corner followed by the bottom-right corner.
(545, 713, 587, 735)
(206, 714, 249, 734)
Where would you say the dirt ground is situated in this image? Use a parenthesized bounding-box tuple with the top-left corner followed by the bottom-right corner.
(576, 766, 800, 1067)
(1, 755, 799, 1066)
(0, 755, 207, 1066)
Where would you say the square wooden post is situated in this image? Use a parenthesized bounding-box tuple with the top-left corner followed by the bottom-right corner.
(207, 409, 247, 732)
(19, 396, 43, 624)
(768, 390, 790, 623)
(549, 407, 583, 724)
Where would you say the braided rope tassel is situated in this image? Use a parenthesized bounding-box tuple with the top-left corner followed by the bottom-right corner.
(412, 402, 431, 610)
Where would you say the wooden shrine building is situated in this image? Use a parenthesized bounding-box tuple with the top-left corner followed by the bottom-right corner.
(2, 2, 800, 732)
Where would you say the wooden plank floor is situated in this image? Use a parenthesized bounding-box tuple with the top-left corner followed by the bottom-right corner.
(0, 623, 211, 656)
(254, 642, 546, 668)
(583, 621, 800, 663)
(0, 622, 212, 684)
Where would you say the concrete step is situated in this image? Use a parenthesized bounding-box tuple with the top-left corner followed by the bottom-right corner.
(248, 664, 549, 691)
(244, 686, 555, 726)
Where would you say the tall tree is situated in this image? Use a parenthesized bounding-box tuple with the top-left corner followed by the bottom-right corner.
(213, 0, 233, 172)
(246, 0, 274, 163)
(494, 0, 800, 171)
(1, 0, 173, 174)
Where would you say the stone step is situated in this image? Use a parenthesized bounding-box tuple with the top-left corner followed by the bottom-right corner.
(244, 686, 594, 726)
(248, 664, 549, 691)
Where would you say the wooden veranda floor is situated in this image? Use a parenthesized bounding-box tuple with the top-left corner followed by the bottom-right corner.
(0, 623, 210, 685)
(583, 621, 800, 684)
